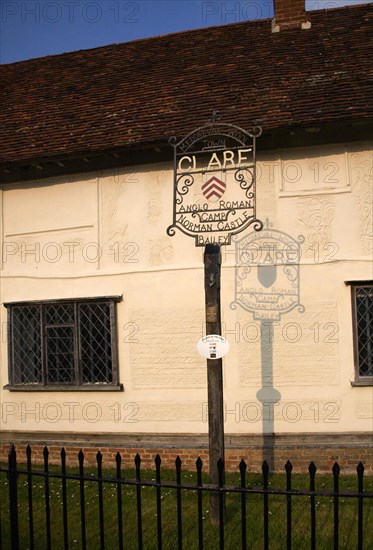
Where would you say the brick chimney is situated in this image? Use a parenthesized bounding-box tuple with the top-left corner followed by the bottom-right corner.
(272, 0, 311, 32)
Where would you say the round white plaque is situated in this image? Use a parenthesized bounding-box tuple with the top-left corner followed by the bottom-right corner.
(197, 335, 230, 360)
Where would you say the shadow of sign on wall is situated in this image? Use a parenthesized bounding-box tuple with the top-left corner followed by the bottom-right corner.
(232, 222, 305, 469)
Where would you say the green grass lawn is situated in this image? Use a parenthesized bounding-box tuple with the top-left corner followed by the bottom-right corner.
(1, 464, 372, 549)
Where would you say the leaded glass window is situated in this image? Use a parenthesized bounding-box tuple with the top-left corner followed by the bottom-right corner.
(351, 283, 373, 381)
(6, 298, 120, 389)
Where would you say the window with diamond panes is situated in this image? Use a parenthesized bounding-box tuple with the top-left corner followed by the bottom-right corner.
(80, 302, 113, 384)
(6, 298, 119, 389)
(352, 284, 373, 380)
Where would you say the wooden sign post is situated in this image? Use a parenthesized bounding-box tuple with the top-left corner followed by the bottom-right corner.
(204, 243, 225, 525)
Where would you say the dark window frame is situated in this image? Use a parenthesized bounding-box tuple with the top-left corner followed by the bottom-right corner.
(346, 281, 373, 387)
(4, 296, 123, 391)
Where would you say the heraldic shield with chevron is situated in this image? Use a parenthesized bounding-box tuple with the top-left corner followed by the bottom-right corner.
(202, 177, 226, 201)
(167, 122, 263, 246)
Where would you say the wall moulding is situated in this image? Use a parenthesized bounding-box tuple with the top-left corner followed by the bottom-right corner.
(279, 145, 351, 197)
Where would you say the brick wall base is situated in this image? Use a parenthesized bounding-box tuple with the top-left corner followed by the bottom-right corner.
(1, 431, 372, 474)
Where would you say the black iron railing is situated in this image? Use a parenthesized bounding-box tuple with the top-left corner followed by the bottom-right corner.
(0, 445, 372, 550)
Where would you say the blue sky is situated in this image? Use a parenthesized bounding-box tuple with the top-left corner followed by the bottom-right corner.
(1, 0, 371, 63)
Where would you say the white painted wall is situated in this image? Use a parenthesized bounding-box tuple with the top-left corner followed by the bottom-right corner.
(0, 142, 372, 435)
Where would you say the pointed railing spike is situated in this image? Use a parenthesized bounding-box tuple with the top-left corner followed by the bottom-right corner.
(262, 460, 270, 476)
(357, 462, 364, 477)
(239, 459, 247, 475)
(78, 449, 84, 465)
(135, 453, 141, 469)
(309, 461, 317, 476)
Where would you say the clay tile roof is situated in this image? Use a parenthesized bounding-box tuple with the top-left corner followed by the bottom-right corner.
(1, 4, 372, 167)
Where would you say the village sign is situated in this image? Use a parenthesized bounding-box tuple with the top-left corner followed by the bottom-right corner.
(167, 122, 263, 246)
(167, 119, 263, 524)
